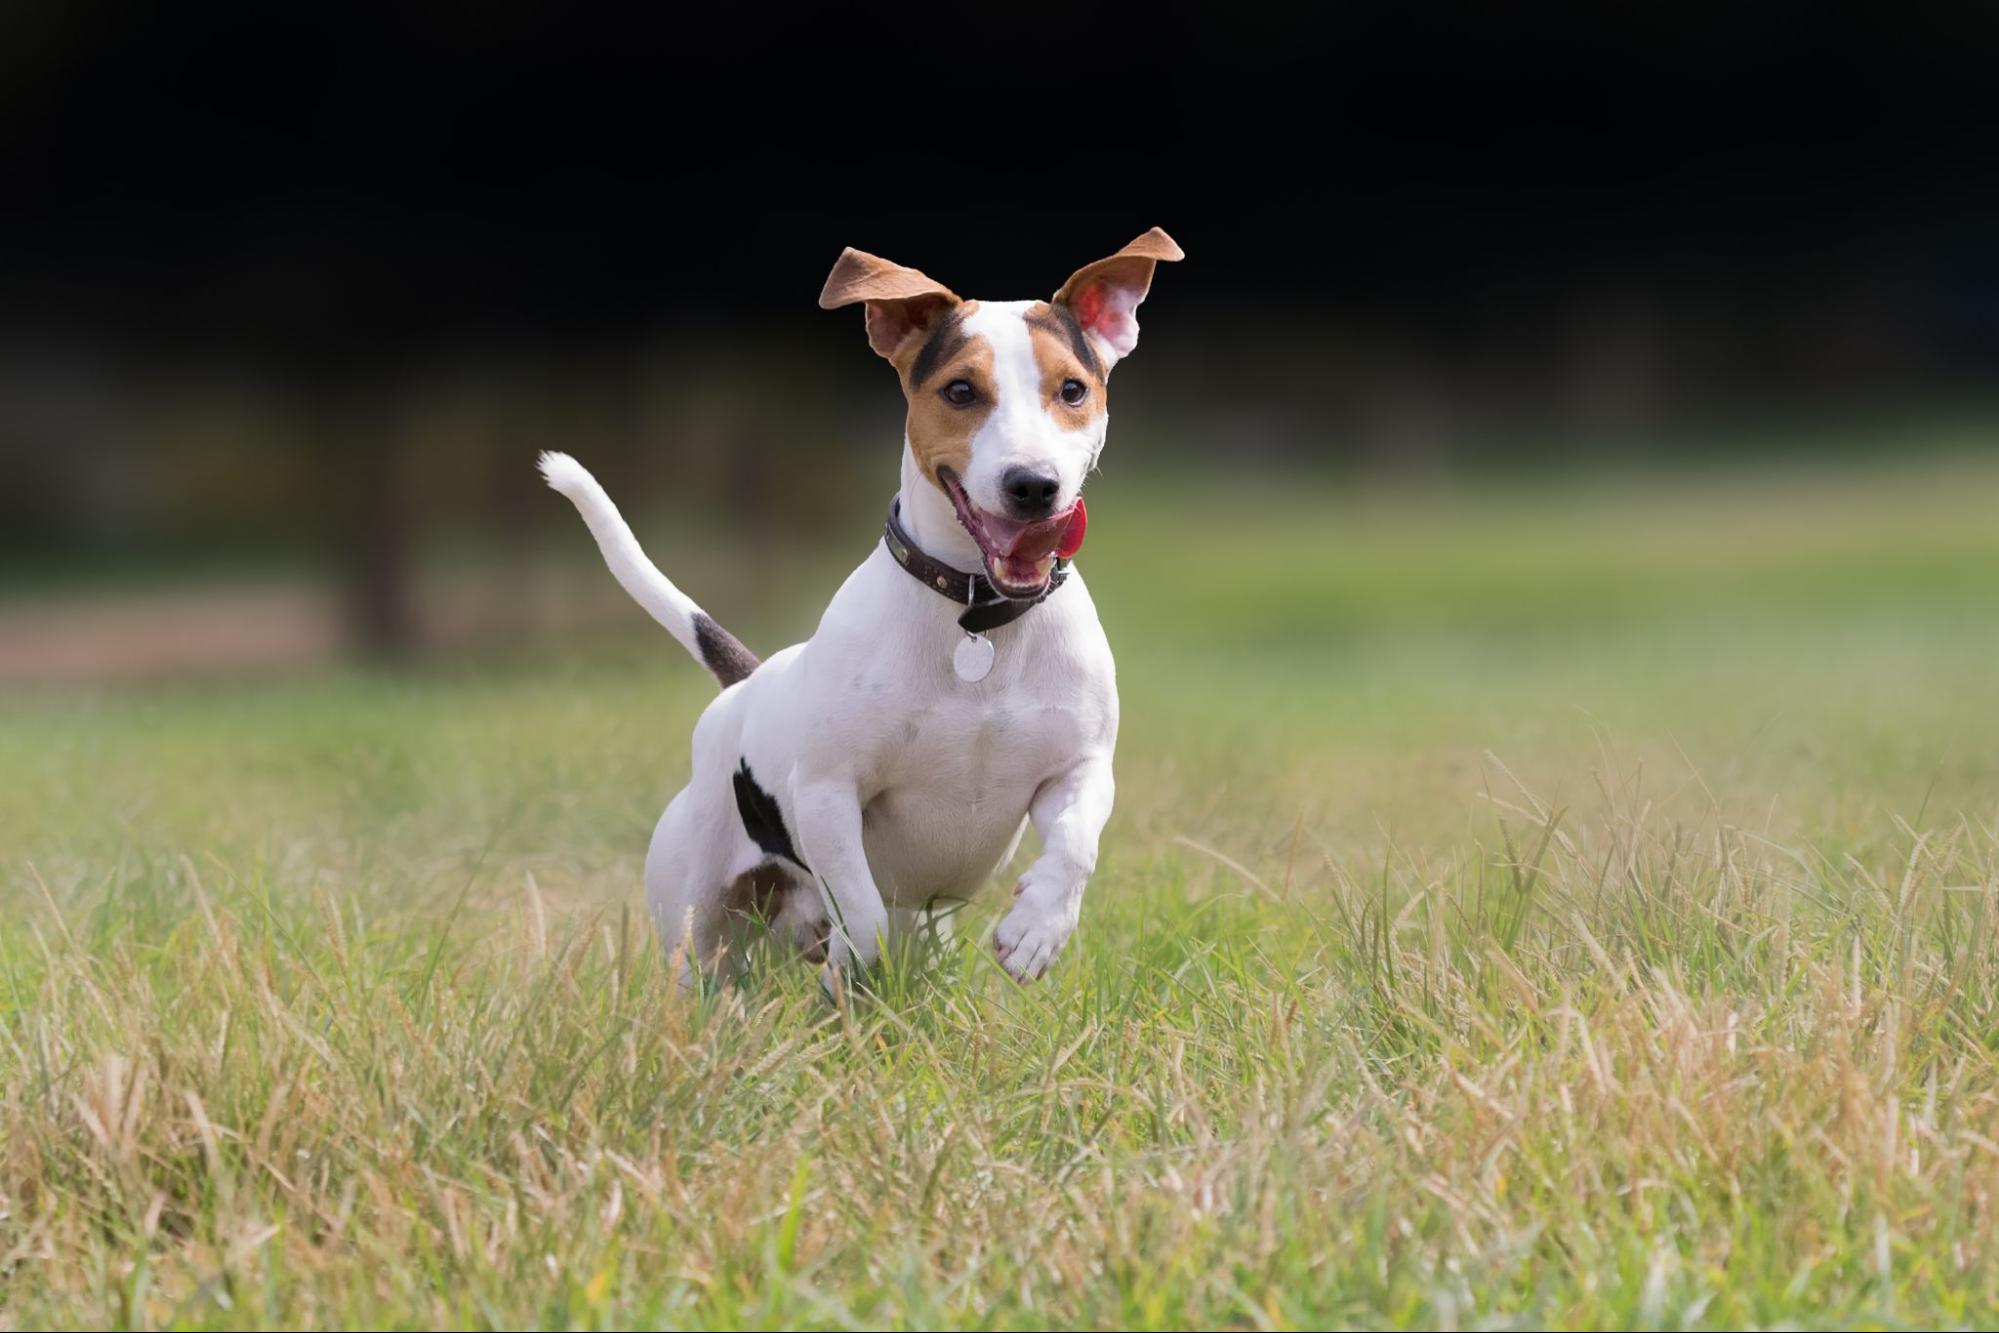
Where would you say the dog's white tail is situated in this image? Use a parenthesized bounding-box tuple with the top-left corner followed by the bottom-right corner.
(537, 451, 760, 688)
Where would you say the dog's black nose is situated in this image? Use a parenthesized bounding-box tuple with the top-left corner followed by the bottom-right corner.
(1001, 466, 1062, 518)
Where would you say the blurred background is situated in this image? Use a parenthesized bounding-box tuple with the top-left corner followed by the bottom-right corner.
(2, 8, 1995, 684)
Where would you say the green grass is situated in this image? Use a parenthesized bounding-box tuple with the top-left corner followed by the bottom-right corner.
(5, 454, 1999, 1328)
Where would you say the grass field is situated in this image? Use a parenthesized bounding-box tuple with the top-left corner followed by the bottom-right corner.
(5, 453, 1999, 1328)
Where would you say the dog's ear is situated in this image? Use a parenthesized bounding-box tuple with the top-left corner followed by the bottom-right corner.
(819, 248, 960, 360)
(1053, 227, 1184, 369)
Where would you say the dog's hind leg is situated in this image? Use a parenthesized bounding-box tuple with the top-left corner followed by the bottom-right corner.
(645, 787, 733, 985)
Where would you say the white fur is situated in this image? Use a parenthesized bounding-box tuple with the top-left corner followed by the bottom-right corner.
(538, 451, 709, 668)
(545, 303, 1121, 986)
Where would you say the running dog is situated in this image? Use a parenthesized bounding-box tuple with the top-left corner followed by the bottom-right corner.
(540, 227, 1181, 985)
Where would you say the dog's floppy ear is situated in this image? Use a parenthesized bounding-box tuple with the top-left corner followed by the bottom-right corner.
(1053, 227, 1184, 369)
(819, 248, 960, 360)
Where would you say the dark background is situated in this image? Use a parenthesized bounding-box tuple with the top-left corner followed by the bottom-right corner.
(3, 7, 1995, 668)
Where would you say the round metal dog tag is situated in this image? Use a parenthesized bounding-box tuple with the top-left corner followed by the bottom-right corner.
(953, 633, 995, 683)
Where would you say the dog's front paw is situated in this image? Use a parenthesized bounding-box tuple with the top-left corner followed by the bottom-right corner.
(993, 890, 1079, 982)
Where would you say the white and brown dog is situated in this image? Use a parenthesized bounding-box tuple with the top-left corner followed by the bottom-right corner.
(540, 228, 1181, 986)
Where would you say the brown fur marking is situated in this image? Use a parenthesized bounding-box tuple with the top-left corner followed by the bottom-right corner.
(818, 247, 962, 360)
(724, 863, 788, 921)
(894, 300, 989, 484)
(1025, 303, 1107, 431)
(1024, 303, 1102, 381)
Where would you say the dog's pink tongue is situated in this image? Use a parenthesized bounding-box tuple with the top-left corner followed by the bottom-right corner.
(996, 505, 1082, 562)
(1055, 498, 1086, 558)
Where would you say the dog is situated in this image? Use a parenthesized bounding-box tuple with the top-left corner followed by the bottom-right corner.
(540, 228, 1181, 986)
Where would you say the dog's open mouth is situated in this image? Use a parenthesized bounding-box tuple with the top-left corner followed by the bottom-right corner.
(937, 469, 1087, 600)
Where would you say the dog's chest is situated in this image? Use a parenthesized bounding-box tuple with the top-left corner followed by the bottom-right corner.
(851, 641, 1111, 899)
(840, 583, 1114, 797)
(856, 693, 1082, 900)
(883, 688, 1090, 795)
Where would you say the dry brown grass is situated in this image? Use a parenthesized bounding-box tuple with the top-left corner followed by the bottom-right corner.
(6, 458, 1999, 1326)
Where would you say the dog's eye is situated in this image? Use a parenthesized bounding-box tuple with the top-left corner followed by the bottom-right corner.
(942, 379, 977, 407)
(1059, 379, 1088, 406)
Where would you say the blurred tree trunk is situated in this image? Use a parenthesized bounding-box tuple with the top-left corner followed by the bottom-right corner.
(332, 401, 416, 659)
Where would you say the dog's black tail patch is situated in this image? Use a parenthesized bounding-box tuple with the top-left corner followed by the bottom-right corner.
(694, 613, 760, 688)
(733, 759, 809, 871)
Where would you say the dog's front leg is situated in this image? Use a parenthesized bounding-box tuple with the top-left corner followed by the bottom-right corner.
(995, 754, 1115, 982)
(790, 773, 890, 989)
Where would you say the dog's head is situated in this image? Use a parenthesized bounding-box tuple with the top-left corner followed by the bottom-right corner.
(820, 228, 1182, 598)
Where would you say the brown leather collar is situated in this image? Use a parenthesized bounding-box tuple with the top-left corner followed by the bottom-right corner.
(883, 498, 1070, 635)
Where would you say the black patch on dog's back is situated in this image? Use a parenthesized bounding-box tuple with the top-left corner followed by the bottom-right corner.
(694, 613, 759, 687)
(733, 759, 808, 872)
